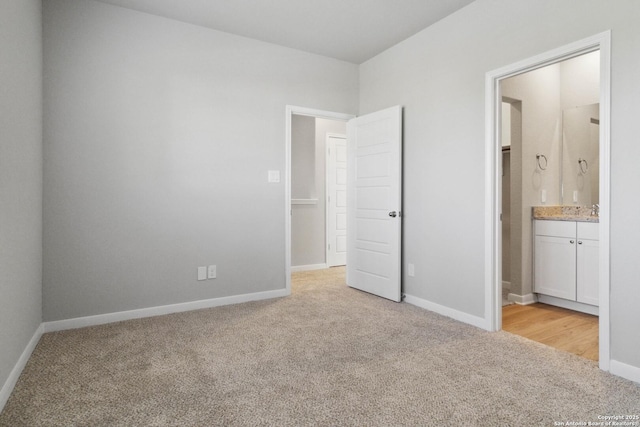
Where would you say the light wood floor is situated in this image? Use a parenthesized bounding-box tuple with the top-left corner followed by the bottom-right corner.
(502, 303, 599, 361)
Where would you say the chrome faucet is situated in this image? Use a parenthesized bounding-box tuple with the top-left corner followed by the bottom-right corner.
(591, 204, 600, 216)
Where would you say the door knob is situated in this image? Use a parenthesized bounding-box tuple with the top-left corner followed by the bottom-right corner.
(389, 211, 397, 217)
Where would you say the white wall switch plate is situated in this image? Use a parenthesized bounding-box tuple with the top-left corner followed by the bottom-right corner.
(408, 263, 415, 277)
(208, 265, 216, 279)
(268, 170, 280, 183)
(573, 190, 578, 202)
(197, 266, 207, 281)
(541, 189, 547, 203)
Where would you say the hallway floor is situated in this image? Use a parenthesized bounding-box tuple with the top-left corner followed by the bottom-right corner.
(502, 303, 599, 361)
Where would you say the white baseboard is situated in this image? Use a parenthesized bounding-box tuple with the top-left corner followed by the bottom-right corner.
(610, 359, 640, 385)
(502, 281, 511, 291)
(0, 324, 44, 413)
(536, 294, 598, 315)
(403, 293, 489, 330)
(508, 292, 537, 305)
(291, 263, 328, 273)
(43, 288, 289, 333)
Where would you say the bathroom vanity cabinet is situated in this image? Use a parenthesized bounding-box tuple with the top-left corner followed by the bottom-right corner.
(534, 219, 599, 314)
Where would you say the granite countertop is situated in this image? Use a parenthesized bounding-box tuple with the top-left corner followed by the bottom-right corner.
(532, 206, 599, 223)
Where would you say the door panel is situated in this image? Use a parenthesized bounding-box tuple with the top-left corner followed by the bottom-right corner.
(327, 136, 347, 267)
(577, 239, 599, 305)
(347, 106, 402, 302)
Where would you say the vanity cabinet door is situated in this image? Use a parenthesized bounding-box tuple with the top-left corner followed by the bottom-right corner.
(577, 238, 599, 306)
(534, 235, 577, 301)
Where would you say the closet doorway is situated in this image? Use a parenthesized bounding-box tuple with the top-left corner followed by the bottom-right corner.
(284, 106, 354, 293)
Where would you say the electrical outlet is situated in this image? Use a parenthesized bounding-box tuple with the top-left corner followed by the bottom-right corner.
(268, 170, 280, 183)
(408, 263, 415, 277)
(197, 266, 207, 281)
(208, 265, 217, 279)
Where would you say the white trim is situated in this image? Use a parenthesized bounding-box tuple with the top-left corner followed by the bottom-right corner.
(610, 360, 640, 385)
(325, 133, 346, 140)
(42, 289, 288, 333)
(508, 293, 537, 305)
(286, 106, 354, 294)
(290, 263, 328, 273)
(0, 324, 44, 413)
(484, 32, 611, 371)
(485, 53, 502, 333)
(291, 199, 318, 205)
(597, 32, 612, 372)
(502, 280, 511, 291)
(404, 293, 489, 330)
(536, 294, 598, 316)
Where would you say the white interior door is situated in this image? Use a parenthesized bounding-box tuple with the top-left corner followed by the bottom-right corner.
(346, 106, 402, 302)
(327, 135, 347, 267)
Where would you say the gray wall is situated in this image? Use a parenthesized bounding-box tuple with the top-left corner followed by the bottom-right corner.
(501, 151, 510, 284)
(359, 0, 640, 369)
(0, 0, 43, 394)
(291, 115, 320, 266)
(42, 0, 358, 321)
(502, 64, 563, 298)
(291, 115, 316, 200)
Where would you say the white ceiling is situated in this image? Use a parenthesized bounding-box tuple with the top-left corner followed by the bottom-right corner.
(94, 0, 475, 64)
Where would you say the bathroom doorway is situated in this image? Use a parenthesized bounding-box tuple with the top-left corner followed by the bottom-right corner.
(486, 32, 611, 369)
(500, 51, 600, 361)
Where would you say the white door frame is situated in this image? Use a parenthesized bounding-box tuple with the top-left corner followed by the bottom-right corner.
(285, 106, 355, 293)
(484, 31, 611, 370)
(325, 133, 347, 267)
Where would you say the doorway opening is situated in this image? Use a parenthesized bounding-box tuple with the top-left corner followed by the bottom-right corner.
(485, 32, 611, 370)
(285, 106, 354, 294)
(286, 105, 404, 303)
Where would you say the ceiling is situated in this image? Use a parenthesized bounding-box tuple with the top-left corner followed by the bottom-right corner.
(94, 0, 475, 64)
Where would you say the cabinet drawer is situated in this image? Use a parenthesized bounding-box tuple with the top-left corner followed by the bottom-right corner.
(535, 220, 576, 238)
(577, 222, 599, 240)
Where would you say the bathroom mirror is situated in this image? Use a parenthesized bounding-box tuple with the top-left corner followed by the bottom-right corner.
(561, 103, 599, 205)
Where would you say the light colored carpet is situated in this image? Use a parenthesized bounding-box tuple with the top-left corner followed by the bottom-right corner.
(1, 267, 638, 426)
